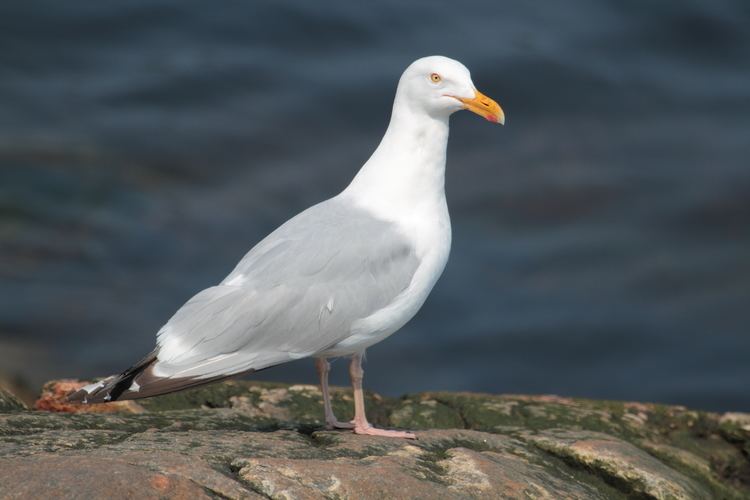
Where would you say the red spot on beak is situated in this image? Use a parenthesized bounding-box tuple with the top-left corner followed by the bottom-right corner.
(485, 114, 498, 123)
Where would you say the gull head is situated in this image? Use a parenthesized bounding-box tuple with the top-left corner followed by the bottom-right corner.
(396, 55, 504, 125)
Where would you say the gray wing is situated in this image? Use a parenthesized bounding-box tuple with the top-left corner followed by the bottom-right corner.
(151, 195, 419, 379)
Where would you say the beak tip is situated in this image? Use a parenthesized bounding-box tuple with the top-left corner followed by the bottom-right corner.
(488, 114, 505, 126)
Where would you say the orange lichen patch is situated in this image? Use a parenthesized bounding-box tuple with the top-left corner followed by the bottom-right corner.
(150, 474, 171, 492)
(33, 379, 145, 414)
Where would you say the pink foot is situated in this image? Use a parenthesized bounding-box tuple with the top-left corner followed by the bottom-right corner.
(326, 419, 355, 430)
(354, 424, 416, 439)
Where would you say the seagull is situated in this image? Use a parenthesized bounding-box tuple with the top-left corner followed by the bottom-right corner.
(68, 55, 504, 438)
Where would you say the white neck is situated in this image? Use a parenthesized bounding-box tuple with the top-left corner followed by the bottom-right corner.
(343, 93, 450, 220)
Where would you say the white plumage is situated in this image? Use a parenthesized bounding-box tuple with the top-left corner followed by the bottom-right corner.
(68, 55, 504, 438)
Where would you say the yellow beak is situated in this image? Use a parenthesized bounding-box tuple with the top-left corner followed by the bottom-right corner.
(456, 89, 505, 125)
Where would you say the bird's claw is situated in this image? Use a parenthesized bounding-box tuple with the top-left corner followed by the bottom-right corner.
(326, 419, 355, 430)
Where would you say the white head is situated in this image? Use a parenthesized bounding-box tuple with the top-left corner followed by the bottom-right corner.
(394, 56, 504, 124)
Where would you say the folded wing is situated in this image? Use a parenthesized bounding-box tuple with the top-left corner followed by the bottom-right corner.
(70, 196, 419, 402)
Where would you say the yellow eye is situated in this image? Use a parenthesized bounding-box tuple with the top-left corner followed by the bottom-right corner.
(430, 73, 441, 83)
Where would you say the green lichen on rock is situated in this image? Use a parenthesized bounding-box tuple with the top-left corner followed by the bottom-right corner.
(388, 395, 465, 430)
(136, 379, 279, 411)
(0, 380, 748, 499)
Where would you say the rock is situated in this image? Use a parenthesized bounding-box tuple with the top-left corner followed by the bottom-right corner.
(230, 431, 609, 499)
(0, 388, 27, 412)
(0, 455, 222, 499)
(526, 430, 709, 499)
(0, 379, 748, 499)
(0, 374, 35, 408)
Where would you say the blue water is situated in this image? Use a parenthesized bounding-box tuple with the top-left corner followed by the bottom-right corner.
(1, 1, 749, 411)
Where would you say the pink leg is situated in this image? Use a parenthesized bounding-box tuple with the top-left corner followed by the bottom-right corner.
(315, 357, 354, 429)
(349, 353, 416, 439)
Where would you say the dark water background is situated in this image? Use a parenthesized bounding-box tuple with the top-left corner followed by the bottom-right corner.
(1, 1, 749, 411)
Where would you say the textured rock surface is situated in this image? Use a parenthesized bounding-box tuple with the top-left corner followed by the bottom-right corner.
(1, 380, 749, 499)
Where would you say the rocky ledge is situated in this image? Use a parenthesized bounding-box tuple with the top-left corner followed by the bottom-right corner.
(0, 380, 748, 499)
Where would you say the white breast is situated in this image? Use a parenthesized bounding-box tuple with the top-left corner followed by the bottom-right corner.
(320, 195, 451, 357)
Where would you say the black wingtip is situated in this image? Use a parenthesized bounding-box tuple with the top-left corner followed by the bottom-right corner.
(64, 351, 159, 404)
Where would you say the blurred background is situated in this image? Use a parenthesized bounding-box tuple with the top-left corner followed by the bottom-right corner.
(1, 0, 748, 411)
